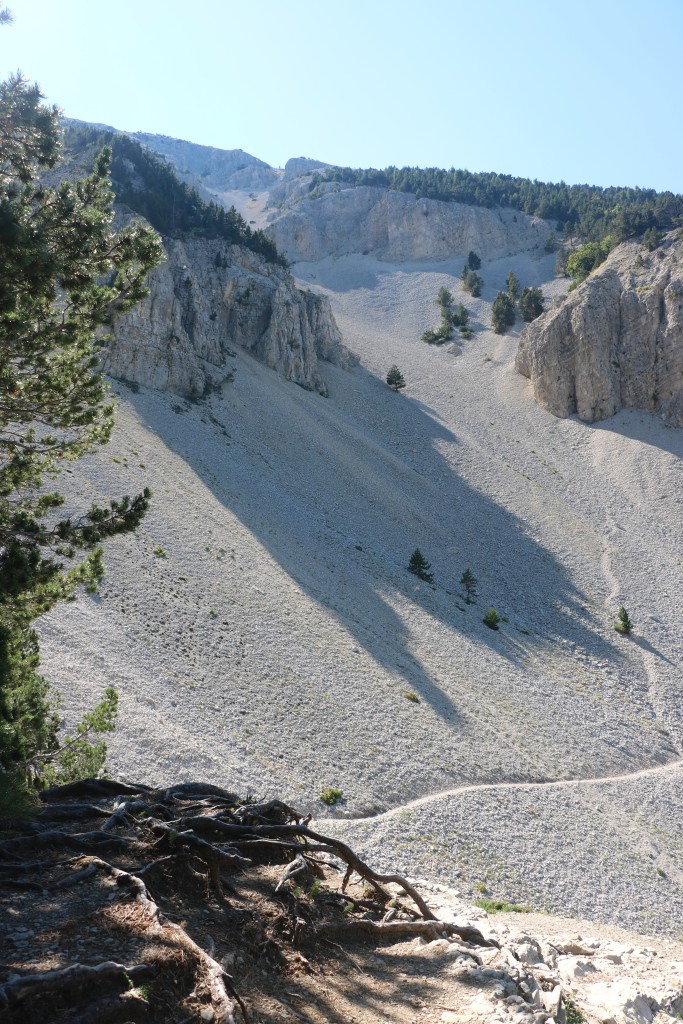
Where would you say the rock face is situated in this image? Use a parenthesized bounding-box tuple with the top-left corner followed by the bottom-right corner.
(132, 132, 279, 191)
(516, 234, 683, 425)
(103, 238, 354, 397)
(283, 156, 330, 180)
(267, 183, 549, 262)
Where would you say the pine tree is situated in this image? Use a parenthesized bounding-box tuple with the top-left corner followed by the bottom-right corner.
(519, 286, 544, 322)
(460, 568, 478, 604)
(386, 365, 406, 391)
(492, 291, 516, 334)
(506, 271, 520, 300)
(407, 549, 434, 584)
(467, 250, 481, 270)
(614, 607, 633, 635)
(0, 74, 163, 795)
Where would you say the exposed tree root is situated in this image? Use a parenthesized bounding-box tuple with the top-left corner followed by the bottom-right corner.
(0, 961, 152, 1010)
(308, 918, 498, 947)
(0, 779, 501, 1023)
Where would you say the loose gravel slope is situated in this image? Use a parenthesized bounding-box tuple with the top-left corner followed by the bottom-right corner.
(40, 245, 683, 935)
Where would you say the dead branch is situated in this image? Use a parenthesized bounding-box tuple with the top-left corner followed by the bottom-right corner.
(0, 961, 152, 1010)
(307, 918, 498, 948)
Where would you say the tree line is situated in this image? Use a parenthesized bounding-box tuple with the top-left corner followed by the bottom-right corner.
(311, 165, 683, 245)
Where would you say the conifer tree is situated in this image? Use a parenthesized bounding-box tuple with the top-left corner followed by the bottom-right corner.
(0, 74, 163, 794)
(460, 568, 478, 604)
(407, 549, 434, 584)
(386, 365, 406, 391)
(506, 271, 520, 300)
(614, 607, 633, 635)
(519, 286, 545, 322)
(492, 291, 516, 334)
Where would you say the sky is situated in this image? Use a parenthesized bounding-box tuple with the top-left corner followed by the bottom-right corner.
(2, 0, 683, 193)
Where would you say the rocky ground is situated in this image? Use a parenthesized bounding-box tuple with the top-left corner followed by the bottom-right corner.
(38, 219, 683, 966)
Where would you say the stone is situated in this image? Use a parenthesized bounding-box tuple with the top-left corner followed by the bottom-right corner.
(104, 236, 355, 398)
(267, 184, 549, 263)
(516, 233, 683, 425)
(514, 937, 544, 965)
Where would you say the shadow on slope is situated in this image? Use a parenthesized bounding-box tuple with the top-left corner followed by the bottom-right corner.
(590, 411, 683, 461)
(122, 354, 626, 744)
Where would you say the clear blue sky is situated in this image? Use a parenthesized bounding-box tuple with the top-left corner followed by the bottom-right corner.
(3, 0, 682, 193)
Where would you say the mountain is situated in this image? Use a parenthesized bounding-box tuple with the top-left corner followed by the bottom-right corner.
(59, 121, 352, 396)
(19, 121, 683, 1021)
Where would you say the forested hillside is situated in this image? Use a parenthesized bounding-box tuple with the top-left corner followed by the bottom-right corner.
(62, 123, 287, 266)
(314, 164, 683, 243)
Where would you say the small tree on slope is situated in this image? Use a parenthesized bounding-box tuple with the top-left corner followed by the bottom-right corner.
(386, 365, 406, 391)
(407, 549, 434, 584)
(0, 74, 163, 799)
(460, 568, 478, 604)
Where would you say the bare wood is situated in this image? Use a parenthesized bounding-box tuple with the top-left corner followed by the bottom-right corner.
(0, 961, 152, 1009)
(307, 918, 498, 947)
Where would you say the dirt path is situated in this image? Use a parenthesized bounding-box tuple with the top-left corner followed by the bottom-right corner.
(342, 754, 683, 824)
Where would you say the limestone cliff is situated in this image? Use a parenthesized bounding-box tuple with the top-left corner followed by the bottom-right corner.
(516, 234, 683, 425)
(266, 183, 549, 262)
(103, 238, 354, 397)
(132, 132, 279, 191)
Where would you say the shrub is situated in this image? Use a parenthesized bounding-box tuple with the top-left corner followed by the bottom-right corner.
(483, 608, 500, 630)
(320, 787, 343, 806)
(474, 897, 530, 914)
(567, 237, 613, 287)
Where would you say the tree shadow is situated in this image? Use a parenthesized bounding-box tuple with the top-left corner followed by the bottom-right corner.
(630, 635, 677, 666)
(118, 353, 622, 734)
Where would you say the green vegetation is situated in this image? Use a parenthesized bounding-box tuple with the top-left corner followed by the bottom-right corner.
(492, 291, 516, 334)
(404, 691, 420, 703)
(506, 271, 520, 300)
(614, 606, 633, 635)
(422, 287, 472, 344)
(0, 74, 162, 802)
(467, 250, 481, 270)
(564, 995, 588, 1023)
(386, 365, 406, 391)
(474, 897, 530, 914)
(519, 286, 545, 322)
(461, 265, 483, 297)
(566, 238, 613, 288)
(407, 549, 434, 584)
(313, 165, 683, 246)
(483, 608, 501, 630)
(643, 226, 662, 251)
(460, 568, 478, 604)
(320, 787, 344, 806)
(62, 123, 288, 267)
